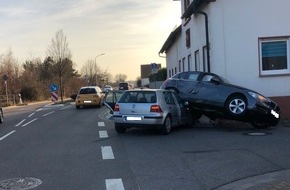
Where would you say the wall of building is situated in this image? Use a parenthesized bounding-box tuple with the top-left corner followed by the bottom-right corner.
(167, 0, 290, 118)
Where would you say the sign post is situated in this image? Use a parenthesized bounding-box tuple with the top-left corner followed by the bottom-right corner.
(151, 63, 158, 88)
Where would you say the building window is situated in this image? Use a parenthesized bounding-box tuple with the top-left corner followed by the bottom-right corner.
(175, 67, 177, 74)
(186, 29, 191, 48)
(195, 50, 200, 71)
(169, 69, 171, 77)
(188, 54, 192, 71)
(182, 57, 186, 71)
(179, 60, 181, 72)
(259, 38, 290, 75)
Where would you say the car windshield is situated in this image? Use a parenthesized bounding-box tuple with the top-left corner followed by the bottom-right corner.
(79, 88, 96, 94)
(118, 91, 156, 103)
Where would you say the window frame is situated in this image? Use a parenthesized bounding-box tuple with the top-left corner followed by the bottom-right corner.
(259, 37, 290, 76)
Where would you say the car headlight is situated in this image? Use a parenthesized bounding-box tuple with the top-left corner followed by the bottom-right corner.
(248, 92, 269, 102)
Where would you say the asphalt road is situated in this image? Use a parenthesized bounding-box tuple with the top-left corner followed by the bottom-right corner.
(0, 101, 290, 190)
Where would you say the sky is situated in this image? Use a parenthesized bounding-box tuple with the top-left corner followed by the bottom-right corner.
(0, 0, 181, 81)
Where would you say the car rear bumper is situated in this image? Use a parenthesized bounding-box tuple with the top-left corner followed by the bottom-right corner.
(113, 115, 164, 127)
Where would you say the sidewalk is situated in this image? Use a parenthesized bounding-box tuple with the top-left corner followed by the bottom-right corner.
(215, 169, 290, 190)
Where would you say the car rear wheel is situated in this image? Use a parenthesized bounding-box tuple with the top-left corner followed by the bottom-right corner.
(76, 105, 80, 109)
(115, 124, 126, 133)
(226, 96, 247, 116)
(0, 110, 3, 123)
(160, 116, 172, 135)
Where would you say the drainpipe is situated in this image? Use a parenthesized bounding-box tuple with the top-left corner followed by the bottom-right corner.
(196, 11, 211, 72)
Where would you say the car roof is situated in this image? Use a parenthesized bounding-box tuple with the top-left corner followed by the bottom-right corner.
(80, 86, 99, 89)
(125, 88, 167, 92)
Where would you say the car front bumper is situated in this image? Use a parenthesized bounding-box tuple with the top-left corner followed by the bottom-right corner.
(247, 102, 281, 126)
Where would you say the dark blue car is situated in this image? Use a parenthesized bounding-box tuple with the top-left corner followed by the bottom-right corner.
(161, 71, 280, 128)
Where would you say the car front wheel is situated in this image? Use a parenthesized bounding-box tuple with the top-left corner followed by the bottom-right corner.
(226, 96, 247, 116)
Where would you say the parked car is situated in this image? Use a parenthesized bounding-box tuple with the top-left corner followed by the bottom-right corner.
(75, 86, 104, 109)
(118, 82, 133, 90)
(160, 71, 280, 128)
(102, 85, 113, 92)
(0, 107, 3, 123)
(104, 89, 193, 134)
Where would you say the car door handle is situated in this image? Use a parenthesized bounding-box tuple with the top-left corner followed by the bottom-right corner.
(191, 89, 199, 94)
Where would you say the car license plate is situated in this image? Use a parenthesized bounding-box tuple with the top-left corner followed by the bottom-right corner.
(126, 116, 142, 121)
(271, 110, 279, 118)
(84, 100, 92, 103)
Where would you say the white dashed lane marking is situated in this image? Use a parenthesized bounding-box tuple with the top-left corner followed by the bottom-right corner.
(98, 122, 105, 127)
(0, 130, 16, 141)
(28, 113, 35, 117)
(99, 131, 108, 138)
(42, 111, 55, 117)
(98, 120, 124, 189)
(15, 119, 26, 127)
(22, 118, 38, 127)
(105, 179, 125, 190)
(101, 146, 115, 160)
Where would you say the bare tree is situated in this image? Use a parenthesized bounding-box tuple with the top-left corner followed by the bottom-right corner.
(114, 74, 127, 84)
(46, 30, 72, 102)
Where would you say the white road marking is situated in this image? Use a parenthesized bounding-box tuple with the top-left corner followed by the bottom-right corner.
(22, 118, 38, 127)
(98, 122, 105, 127)
(105, 179, 125, 190)
(60, 106, 70, 110)
(15, 119, 26, 127)
(42, 111, 55, 117)
(0, 130, 16, 141)
(99, 131, 108, 138)
(28, 113, 35, 117)
(101, 146, 115, 160)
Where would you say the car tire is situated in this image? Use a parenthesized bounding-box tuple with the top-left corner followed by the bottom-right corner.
(226, 95, 247, 116)
(98, 99, 102, 108)
(76, 105, 80, 109)
(0, 110, 3, 123)
(160, 116, 172, 135)
(115, 124, 126, 133)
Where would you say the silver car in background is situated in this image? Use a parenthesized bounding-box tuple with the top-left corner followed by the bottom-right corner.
(104, 89, 193, 134)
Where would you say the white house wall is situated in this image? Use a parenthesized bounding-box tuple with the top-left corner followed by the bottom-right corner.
(172, 0, 290, 97)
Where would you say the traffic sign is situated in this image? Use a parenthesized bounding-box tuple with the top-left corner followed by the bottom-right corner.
(50, 84, 58, 92)
(151, 63, 158, 74)
(51, 92, 58, 102)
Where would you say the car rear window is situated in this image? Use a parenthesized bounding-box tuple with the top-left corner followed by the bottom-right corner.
(118, 91, 156, 103)
(79, 88, 96, 94)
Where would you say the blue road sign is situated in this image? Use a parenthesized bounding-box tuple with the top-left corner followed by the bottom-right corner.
(50, 84, 58, 92)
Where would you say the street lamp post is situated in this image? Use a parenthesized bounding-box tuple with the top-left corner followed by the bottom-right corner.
(95, 53, 105, 86)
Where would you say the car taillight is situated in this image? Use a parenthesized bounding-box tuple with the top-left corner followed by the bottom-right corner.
(114, 104, 120, 112)
(150, 105, 162, 113)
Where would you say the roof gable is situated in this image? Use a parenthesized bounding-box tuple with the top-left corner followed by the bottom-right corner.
(159, 25, 182, 54)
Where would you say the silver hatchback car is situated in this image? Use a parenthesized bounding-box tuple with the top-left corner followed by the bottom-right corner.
(104, 89, 193, 134)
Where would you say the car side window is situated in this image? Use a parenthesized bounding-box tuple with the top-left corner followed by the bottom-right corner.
(201, 74, 214, 82)
(163, 91, 175, 105)
(188, 73, 199, 81)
